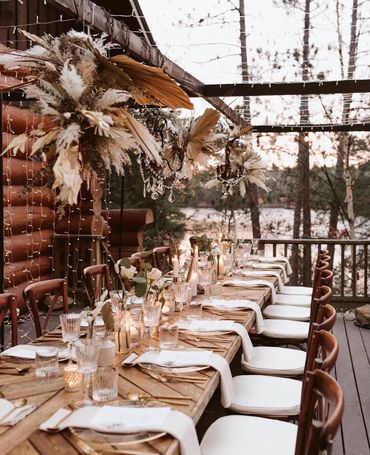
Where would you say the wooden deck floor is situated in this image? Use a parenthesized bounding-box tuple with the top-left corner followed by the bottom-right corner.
(333, 313, 370, 455)
(2, 311, 370, 454)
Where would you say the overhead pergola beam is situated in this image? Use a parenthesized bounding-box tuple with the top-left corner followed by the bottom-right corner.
(251, 123, 370, 133)
(202, 79, 370, 97)
(45, 0, 246, 126)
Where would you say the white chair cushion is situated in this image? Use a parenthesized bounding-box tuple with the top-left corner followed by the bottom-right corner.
(263, 304, 310, 321)
(262, 319, 310, 339)
(275, 294, 312, 307)
(201, 415, 297, 455)
(241, 346, 306, 376)
(230, 375, 302, 416)
(281, 285, 313, 296)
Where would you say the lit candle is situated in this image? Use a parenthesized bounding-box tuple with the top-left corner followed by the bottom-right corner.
(172, 256, 179, 279)
(63, 364, 83, 392)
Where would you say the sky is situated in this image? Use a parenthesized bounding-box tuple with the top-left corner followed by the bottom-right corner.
(139, 0, 370, 167)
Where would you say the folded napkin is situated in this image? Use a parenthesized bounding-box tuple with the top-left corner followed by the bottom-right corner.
(0, 399, 36, 426)
(0, 345, 68, 360)
(177, 320, 254, 361)
(40, 405, 200, 455)
(239, 269, 284, 292)
(135, 350, 233, 408)
(223, 279, 277, 304)
(258, 256, 293, 274)
(202, 298, 264, 333)
(250, 262, 288, 283)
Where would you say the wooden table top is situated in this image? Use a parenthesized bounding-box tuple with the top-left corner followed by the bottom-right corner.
(0, 269, 283, 455)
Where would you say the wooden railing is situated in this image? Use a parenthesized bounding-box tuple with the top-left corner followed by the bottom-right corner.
(258, 238, 370, 308)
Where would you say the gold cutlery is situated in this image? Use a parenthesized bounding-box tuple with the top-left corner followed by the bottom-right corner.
(0, 398, 27, 424)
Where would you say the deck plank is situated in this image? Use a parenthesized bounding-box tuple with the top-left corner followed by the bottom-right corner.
(343, 317, 370, 450)
(333, 315, 370, 455)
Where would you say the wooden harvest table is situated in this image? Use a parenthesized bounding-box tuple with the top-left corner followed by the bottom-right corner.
(0, 268, 284, 455)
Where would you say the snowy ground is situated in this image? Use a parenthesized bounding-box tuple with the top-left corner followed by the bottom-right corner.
(181, 207, 370, 297)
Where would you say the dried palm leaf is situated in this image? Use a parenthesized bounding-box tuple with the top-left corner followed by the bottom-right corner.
(20, 29, 50, 49)
(186, 109, 220, 162)
(113, 108, 162, 164)
(111, 54, 193, 109)
(32, 128, 61, 155)
(2, 133, 29, 156)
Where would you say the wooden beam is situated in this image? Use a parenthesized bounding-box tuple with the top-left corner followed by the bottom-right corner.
(203, 79, 370, 97)
(251, 123, 370, 133)
(44, 0, 246, 125)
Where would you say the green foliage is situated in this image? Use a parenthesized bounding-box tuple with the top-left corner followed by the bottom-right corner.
(189, 234, 212, 251)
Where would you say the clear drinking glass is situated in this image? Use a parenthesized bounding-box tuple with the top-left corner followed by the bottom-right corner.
(92, 367, 118, 402)
(60, 313, 81, 364)
(198, 267, 212, 297)
(35, 347, 59, 378)
(142, 302, 161, 351)
(223, 252, 234, 276)
(159, 324, 179, 349)
(128, 305, 143, 348)
(74, 339, 101, 407)
(93, 316, 106, 339)
(174, 281, 188, 316)
(188, 301, 203, 320)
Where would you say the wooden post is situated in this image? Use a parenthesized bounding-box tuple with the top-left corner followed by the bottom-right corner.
(0, 95, 4, 349)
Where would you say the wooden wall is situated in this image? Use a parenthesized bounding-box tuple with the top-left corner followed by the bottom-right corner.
(2, 104, 55, 305)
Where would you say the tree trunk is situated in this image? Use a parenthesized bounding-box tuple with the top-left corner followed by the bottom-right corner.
(292, 0, 311, 285)
(328, 0, 358, 239)
(238, 0, 261, 239)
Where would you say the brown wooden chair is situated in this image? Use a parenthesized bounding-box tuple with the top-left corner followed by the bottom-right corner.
(229, 328, 339, 419)
(295, 369, 344, 455)
(305, 329, 339, 376)
(0, 293, 18, 347)
(131, 251, 155, 267)
(153, 246, 173, 273)
(128, 256, 142, 270)
(24, 279, 69, 338)
(83, 264, 112, 304)
(200, 369, 344, 455)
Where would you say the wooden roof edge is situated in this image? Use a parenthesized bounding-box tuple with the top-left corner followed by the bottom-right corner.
(45, 0, 247, 126)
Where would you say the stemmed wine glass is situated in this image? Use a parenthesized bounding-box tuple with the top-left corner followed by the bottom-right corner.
(174, 281, 188, 319)
(198, 267, 212, 297)
(59, 313, 81, 365)
(74, 339, 101, 407)
(142, 302, 161, 351)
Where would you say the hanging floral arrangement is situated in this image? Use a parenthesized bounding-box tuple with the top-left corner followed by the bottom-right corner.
(205, 125, 269, 198)
(0, 30, 193, 207)
(135, 108, 223, 200)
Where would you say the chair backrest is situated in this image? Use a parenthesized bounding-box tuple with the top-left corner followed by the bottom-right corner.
(83, 264, 112, 304)
(153, 246, 173, 273)
(295, 369, 344, 455)
(314, 304, 337, 332)
(0, 293, 18, 347)
(129, 256, 142, 270)
(305, 329, 339, 375)
(310, 284, 333, 324)
(23, 279, 68, 338)
(131, 251, 155, 267)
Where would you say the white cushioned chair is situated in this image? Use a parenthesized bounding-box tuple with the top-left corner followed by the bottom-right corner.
(201, 370, 344, 455)
(262, 269, 333, 322)
(230, 329, 338, 418)
(241, 345, 306, 376)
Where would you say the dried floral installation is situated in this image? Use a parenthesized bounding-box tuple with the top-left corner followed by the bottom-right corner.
(0, 30, 193, 209)
(205, 125, 269, 198)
